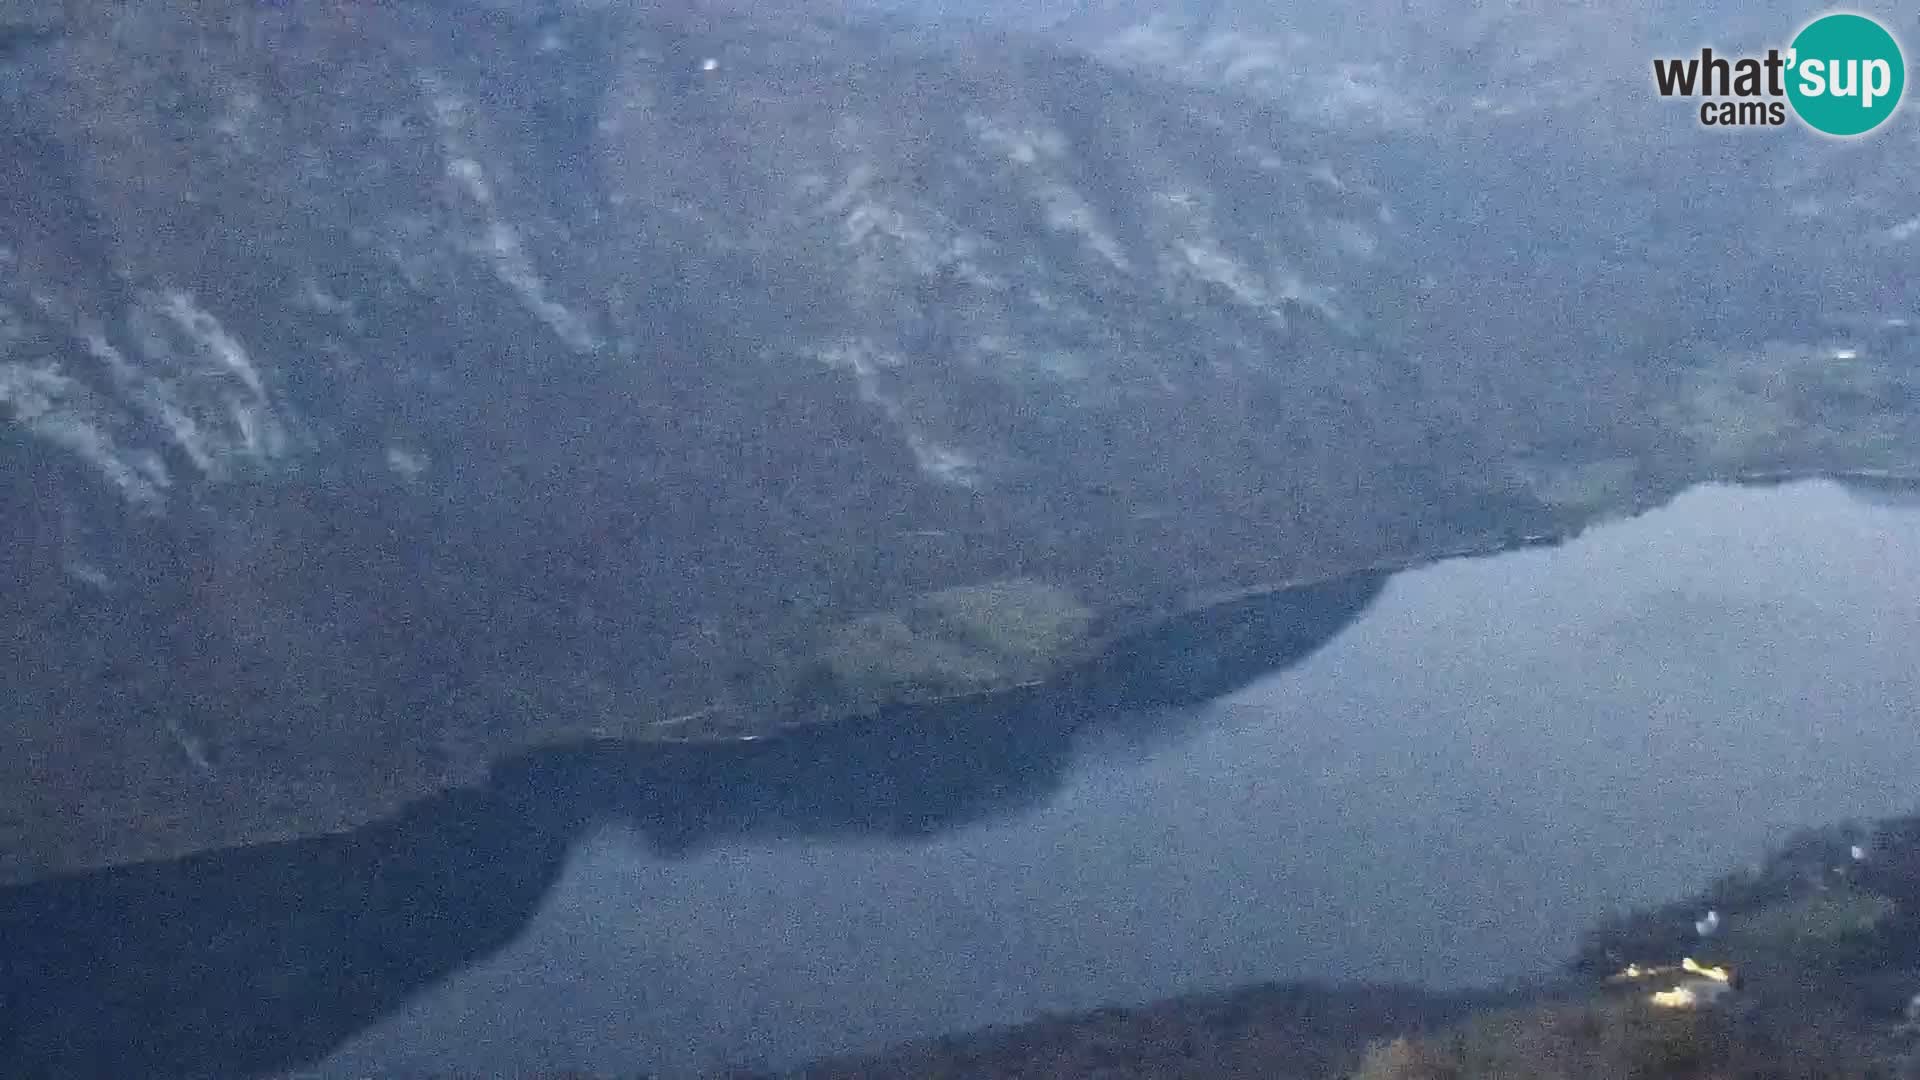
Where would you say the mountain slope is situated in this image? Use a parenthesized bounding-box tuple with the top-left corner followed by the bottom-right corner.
(1, 0, 1915, 885)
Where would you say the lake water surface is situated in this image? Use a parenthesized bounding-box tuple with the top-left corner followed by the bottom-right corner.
(311, 479, 1920, 1077)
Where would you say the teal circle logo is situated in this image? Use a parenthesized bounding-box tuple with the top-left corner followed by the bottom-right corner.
(1787, 13, 1905, 136)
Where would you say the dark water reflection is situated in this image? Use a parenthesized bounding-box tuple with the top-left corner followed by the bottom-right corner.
(322, 481, 1920, 1077)
(0, 564, 1383, 1079)
(5, 480, 1918, 1078)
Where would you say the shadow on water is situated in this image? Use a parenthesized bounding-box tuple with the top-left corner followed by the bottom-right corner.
(0, 573, 1386, 1079)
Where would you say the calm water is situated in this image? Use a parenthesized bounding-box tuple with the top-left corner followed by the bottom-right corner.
(291, 480, 1913, 1075)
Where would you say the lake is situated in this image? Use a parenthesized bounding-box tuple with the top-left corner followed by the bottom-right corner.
(303, 479, 1920, 1077)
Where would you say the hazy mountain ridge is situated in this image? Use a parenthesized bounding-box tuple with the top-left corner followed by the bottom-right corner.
(1, 0, 1916, 884)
